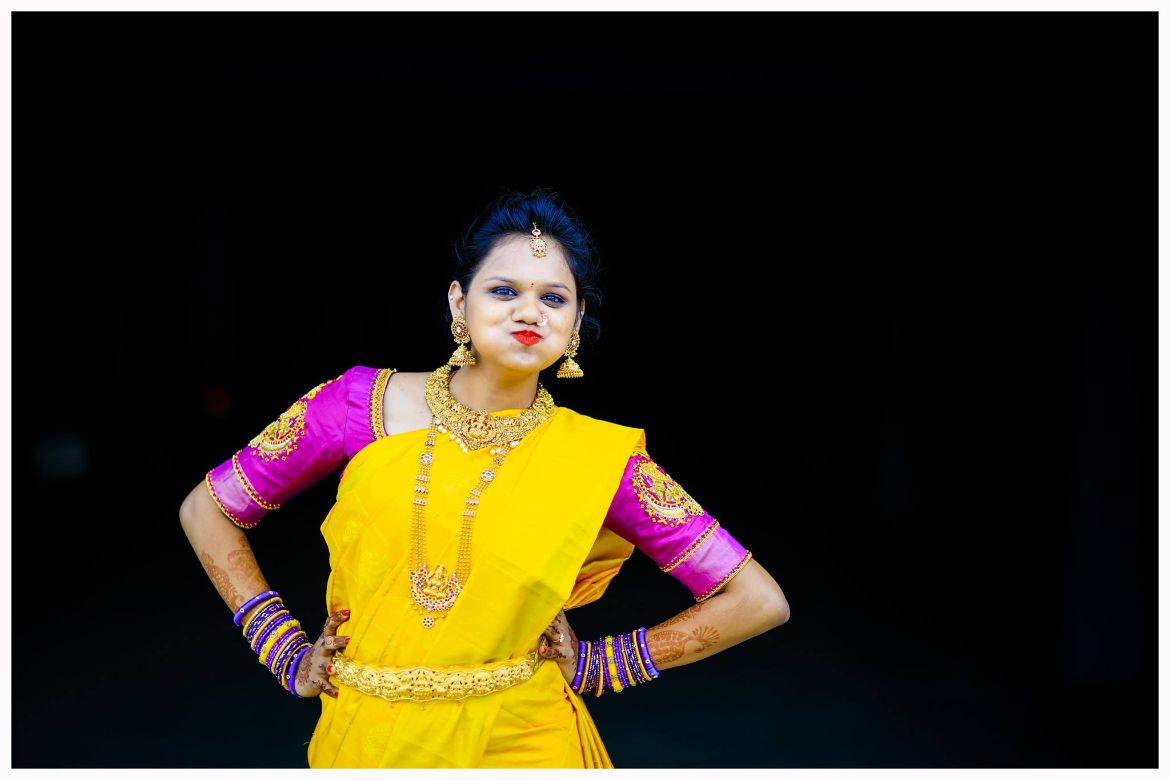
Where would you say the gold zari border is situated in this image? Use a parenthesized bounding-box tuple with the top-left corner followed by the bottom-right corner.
(232, 452, 281, 510)
(660, 519, 721, 573)
(330, 650, 545, 702)
(369, 367, 396, 440)
(695, 550, 753, 603)
(204, 470, 256, 530)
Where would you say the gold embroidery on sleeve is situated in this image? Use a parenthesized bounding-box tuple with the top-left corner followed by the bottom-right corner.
(630, 453, 706, 527)
(247, 376, 340, 462)
(369, 368, 397, 440)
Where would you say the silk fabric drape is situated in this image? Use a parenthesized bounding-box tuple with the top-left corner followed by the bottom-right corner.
(305, 405, 643, 768)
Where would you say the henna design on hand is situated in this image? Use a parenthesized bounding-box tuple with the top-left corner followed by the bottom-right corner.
(200, 551, 242, 608)
(296, 646, 315, 690)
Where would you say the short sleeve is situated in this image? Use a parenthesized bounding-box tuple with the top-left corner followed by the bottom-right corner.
(602, 433, 753, 602)
(204, 369, 356, 529)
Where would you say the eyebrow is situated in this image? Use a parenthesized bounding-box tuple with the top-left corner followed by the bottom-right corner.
(484, 276, 572, 293)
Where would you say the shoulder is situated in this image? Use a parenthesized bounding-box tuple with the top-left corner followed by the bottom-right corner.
(336, 366, 437, 454)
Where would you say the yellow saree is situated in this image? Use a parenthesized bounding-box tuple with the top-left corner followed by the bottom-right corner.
(305, 403, 643, 768)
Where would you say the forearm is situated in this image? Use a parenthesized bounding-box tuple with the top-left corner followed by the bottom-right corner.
(179, 483, 273, 625)
(644, 559, 789, 672)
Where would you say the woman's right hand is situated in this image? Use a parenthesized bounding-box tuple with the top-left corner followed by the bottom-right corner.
(293, 608, 351, 699)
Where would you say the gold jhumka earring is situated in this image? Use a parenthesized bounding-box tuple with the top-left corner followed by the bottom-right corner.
(556, 331, 584, 379)
(448, 315, 476, 366)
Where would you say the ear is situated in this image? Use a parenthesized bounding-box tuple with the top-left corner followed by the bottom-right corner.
(448, 281, 466, 319)
(576, 301, 586, 331)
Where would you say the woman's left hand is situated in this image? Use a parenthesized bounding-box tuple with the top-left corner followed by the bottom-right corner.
(538, 608, 580, 686)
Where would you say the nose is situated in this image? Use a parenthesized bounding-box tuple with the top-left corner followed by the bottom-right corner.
(513, 296, 542, 326)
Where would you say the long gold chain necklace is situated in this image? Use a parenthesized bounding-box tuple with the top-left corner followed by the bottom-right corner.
(409, 365, 556, 628)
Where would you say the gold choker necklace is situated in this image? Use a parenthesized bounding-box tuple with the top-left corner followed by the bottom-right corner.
(423, 365, 557, 452)
(409, 365, 557, 628)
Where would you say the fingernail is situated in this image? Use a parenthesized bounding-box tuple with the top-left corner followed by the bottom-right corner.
(342, 609, 350, 615)
(343, 637, 351, 643)
(327, 664, 334, 673)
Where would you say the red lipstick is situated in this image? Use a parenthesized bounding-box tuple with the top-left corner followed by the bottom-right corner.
(512, 331, 542, 346)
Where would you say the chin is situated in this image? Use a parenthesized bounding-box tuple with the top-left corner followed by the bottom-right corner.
(480, 348, 552, 373)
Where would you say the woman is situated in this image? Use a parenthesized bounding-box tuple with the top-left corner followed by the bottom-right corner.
(179, 189, 790, 768)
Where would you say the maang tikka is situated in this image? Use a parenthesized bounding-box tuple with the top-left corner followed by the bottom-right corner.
(530, 223, 548, 258)
(530, 223, 583, 378)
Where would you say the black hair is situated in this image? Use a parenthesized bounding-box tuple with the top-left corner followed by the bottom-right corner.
(448, 187, 602, 348)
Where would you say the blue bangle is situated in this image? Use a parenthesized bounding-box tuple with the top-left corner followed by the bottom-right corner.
(286, 643, 312, 696)
(570, 640, 587, 690)
(637, 627, 660, 678)
(234, 590, 279, 626)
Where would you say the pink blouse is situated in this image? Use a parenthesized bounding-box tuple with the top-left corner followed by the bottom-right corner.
(205, 366, 752, 602)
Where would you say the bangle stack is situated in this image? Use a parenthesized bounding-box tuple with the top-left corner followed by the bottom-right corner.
(234, 589, 314, 698)
(570, 626, 660, 697)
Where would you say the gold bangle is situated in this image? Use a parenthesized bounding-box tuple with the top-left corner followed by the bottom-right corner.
(261, 624, 303, 670)
(248, 608, 291, 649)
(240, 598, 282, 634)
(618, 633, 637, 686)
(604, 635, 623, 693)
(280, 640, 312, 692)
(259, 619, 301, 665)
(274, 633, 309, 682)
(595, 640, 606, 697)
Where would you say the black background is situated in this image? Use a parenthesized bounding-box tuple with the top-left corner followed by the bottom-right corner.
(13, 11, 1156, 768)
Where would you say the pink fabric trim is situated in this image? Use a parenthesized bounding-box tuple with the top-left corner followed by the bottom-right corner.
(206, 366, 387, 528)
(603, 448, 752, 601)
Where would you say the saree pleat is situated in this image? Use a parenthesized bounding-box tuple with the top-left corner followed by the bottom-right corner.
(306, 405, 642, 768)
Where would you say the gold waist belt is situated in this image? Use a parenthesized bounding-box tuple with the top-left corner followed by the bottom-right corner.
(330, 649, 546, 703)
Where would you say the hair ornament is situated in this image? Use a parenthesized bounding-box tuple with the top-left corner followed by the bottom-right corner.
(530, 223, 548, 258)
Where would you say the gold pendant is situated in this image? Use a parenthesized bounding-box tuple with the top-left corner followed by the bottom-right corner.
(409, 563, 462, 628)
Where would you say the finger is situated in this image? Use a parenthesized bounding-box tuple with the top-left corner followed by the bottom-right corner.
(312, 677, 340, 699)
(539, 642, 566, 659)
(322, 609, 350, 637)
(324, 635, 351, 650)
(549, 646, 575, 662)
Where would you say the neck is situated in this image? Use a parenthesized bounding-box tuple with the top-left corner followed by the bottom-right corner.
(447, 363, 540, 413)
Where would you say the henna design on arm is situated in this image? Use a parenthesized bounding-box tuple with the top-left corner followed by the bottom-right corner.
(226, 538, 267, 597)
(200, 551, 243, 609)
(690, 625, 720, 650)
(647, 629, 688, 662)
(657, 602, 705, 629)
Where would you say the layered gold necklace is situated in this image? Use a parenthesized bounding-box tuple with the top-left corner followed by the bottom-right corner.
(409, 365, 557, 628)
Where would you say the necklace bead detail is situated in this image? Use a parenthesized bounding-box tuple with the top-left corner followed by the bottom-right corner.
(407, 365, 556, 628)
